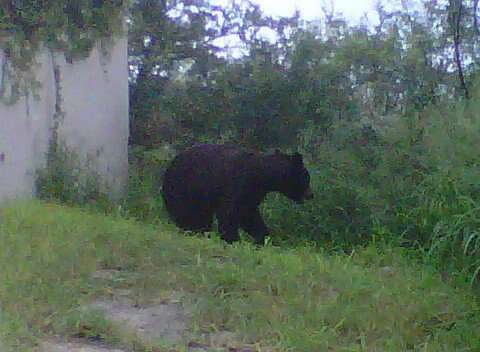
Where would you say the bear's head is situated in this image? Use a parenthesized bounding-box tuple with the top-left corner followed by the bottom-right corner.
(271, 150, 313, 204)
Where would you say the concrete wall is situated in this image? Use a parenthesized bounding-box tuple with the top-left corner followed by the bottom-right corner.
(0, 37, 129, 202)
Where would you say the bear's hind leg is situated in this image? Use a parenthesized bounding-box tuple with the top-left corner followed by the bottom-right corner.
(171, 203, 214, 233)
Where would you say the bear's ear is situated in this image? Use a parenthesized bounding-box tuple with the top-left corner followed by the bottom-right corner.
(292, 152, 303, 165)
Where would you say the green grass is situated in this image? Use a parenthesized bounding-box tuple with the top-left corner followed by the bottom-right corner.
(1, 201, 479, 351)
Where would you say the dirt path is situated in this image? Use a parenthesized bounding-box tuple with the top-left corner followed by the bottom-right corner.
(36, 270, 253, 352)
(38, 340, 126, 352)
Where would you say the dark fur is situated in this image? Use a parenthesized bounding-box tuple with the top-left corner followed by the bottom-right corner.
(162, 144, 313, 244)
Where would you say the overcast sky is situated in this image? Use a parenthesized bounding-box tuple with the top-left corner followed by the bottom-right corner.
(249, 0, 380, 24)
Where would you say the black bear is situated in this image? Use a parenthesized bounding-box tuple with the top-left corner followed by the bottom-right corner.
(162, 144, 313, 244)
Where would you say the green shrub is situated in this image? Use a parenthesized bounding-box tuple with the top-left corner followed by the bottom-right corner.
(261, 119, 381, 249)
(119, 145, 174, 222)
(264, 98, 480, 286)
(262, 167, 374, 249)
(35, 143, 112, 211)
(376, 103, 480, 283)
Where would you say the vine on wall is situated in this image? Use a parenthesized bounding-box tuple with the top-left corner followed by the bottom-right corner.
(48, 50, 65, 166)
(0, 0, 128, 104)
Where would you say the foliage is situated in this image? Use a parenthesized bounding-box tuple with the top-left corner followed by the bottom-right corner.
(0, 0, 127, 103)
(128, 0, 300, 148)
(275, 93, 480, 285)
(378, 98, 480, 285)
(127, 0, 480, 149)
(262, 119, 380, 248)
(120, 145, 173, 221)
(35, 143, 112, 211)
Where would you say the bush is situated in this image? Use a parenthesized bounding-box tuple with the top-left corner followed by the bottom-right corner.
(262, 167, 374, 249)
(263, 99, 480, 285)
(361, 101, 480, 285)
(35, 143, 112, 211)
(119, 145, 174, 222)
(262, 119, 381, 249)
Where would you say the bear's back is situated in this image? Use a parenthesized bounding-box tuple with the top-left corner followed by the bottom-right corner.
(163, 144, 260, 200)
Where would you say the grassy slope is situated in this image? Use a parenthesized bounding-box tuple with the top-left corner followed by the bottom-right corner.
(0, 201, 479, 351)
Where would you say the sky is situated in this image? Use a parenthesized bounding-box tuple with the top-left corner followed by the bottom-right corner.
(249, 0, 380, 24)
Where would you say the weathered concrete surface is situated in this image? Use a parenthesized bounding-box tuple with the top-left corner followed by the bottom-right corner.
(0, 50, 53, 201)
(0, 36, 129, 202)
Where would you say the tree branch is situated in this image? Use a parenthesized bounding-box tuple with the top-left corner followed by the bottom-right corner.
(450, 0, 469, 99)
(475, 0, 480, 35)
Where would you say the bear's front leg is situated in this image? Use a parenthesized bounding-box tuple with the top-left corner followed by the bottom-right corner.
(240, 208, 269, 245)
(216, 199, 241, 243)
